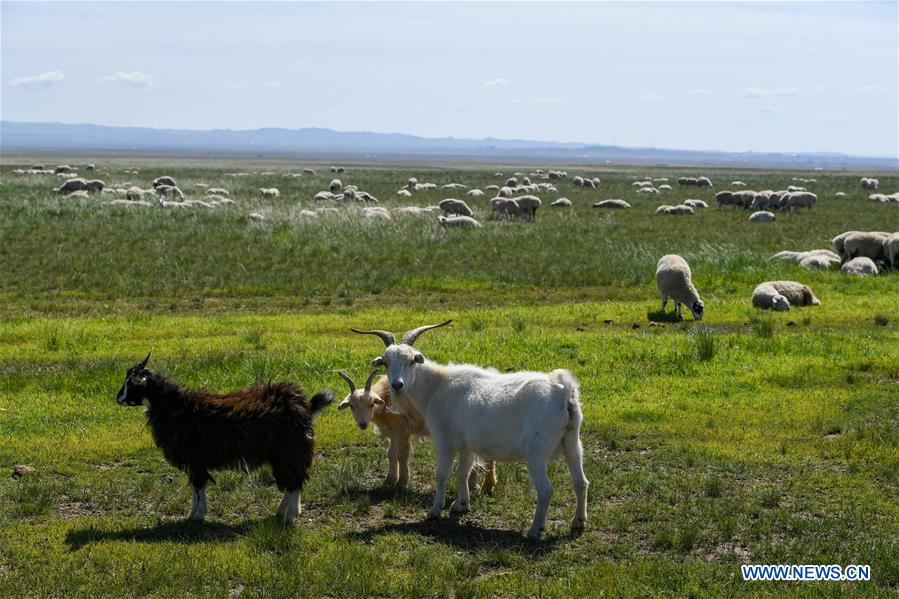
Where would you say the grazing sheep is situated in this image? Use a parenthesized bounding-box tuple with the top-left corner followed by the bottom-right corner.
(786, 185, 806, 193)
(466, 189, 484, 197)
(715, 191, 736, 209)
(697, 176, 713, 188)
(832, 231, 861, 259)
(593, 199, 631, 209)
(860, 177, 879, 190)
(497, 186, 514, 198)
(732, 190, 757, 208)
(156, 185, 185, 201)
(636, 187, 660, 195)
(591, 177, 601, 187)
(655, 205, 673, 215)
(683, 199, 708, 209)
(207, 188, 229, 196)
(749, 211, 775, 222)
(841, 257, 879, 276)
(54, 165, 73, 174)
(731, 181, 747, 187)
(152, 176, 177, 188)
(678, 177, 699, 187)
(781, 191, 817, 211)
(314, 191, 338, 202)
(485, 185, 500, 192)
(667, 204, 695, 215)
(302, 168, 317, 176)
(125, 186, 147, 201)
(883, 233, 899, 268)
(329, 179, 343, 194)
(438, 198, 473, 218)
(658, 184, 673, 191)
(115, 354, 334, 523)
(835, 192, 846, 198)
(514, 195, 542, 221)
(656, 255, 704, 320)
(438, 215, 482, 228)
(352, 321, 587, 540)
(490, 198, 521, 219)
(752, 281, 820, 311)
(396, 189, 412, 198)
(505, 177, 519, 188)
(550, 198, 572, 208)
(85, 163, 96, 171)
(55, 178, 89, 194)
(843, 232, 889, 262)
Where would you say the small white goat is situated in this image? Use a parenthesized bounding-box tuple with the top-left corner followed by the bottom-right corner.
(352, 321, 588, 540)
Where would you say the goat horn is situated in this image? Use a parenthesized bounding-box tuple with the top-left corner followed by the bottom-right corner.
(337, 371, 356, 393)
(401, 320, 453, 346)
(364, 370, 379, 393)
(138, 352, 151, 369)
(350, 327, 396, 347)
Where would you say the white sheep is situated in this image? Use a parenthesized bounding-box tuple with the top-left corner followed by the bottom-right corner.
(843, 232, 889, 262)
(438, 215, 481, 228)
(841, 257, 879, 276)
(683, 199, 708, 209)
(668, 204, 695, 215)
(835, 192, 846, 198)
(514, 195, 542, 221)
(363, 207, 392, 220)
(655, 205, 673, 215)
(443, 183, 467, 190)
(55, 178, 89, 194)
(697, 176, 713, 188)
(259, 187, 280, 198)
(248, 212, 265, 221)
(781, 191, 817, 211)
(438, 199, 473, 218)
(490, 198, 521, 219)
(749, 211, 775, 222)
(656, 255, 704, 320)
(352, 322, 588, 540)
(752, 281, 820, 311)
(550, 198, 572, 208)
(883, 233, 899, 268)
(466, 189, 484, 197)
(658, 184, 673, 191)
(588, 199, 627, 210)
(731, 181, 747, 187)
(860, 177, 879, 190)
(152, 176, 177, 188)
(799, 254, 839, 269)
(329, 179, 343, 194)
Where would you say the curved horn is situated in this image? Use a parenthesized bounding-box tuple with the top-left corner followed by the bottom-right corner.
(364, 370, 379, 393)
(350, 327, 396, 347)
(401, 320, 453, 346)
(337, 371, 356, 393)
(138, 352, 151, 369)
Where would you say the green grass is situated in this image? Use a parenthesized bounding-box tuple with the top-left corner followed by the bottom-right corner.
(0, 158, 897, 596)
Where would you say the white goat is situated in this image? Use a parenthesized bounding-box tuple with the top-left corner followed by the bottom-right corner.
(352, 321, 588, 540)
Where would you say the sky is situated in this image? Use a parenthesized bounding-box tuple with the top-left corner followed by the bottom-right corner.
(2, 1, 897, 157)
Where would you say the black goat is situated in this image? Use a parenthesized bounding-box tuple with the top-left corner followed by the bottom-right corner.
(116, 353, 334, 523)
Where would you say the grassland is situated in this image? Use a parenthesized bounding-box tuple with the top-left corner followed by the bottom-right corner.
(1, 158, 897, 597)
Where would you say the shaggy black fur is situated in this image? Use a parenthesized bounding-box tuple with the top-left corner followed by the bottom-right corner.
(116, 354, 334, 494)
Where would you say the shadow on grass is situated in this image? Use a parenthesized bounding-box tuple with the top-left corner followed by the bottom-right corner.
(646, 309, 683, 323)
(342, 483, 434, 506)
(65, 517, 272, 551)
(348, 517, 572, 554)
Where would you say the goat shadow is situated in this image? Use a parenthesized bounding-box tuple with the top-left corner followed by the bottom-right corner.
(348, 517, 571, 555)
(341, 482, 434, 506)
(65, 517, 273, 551)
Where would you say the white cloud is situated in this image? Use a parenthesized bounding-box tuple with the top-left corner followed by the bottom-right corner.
(688, 88, 713, 95)
(483, 78, 511, 89)
(9, 70, 64, 88)
(742, 87, 799, 99)
(639, 93, 663, 101)
(263, 81, 280, 89)
(99, 71, 153, 88)
(759, 105, 783, 113)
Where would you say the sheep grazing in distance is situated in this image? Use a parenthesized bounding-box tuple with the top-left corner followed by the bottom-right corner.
(658, 184, 673, 191)
(697, 176, 713, 188)
(731, 181, 747, 187)
(152, 176, 177, 188)
(352, 321, 588, 539)
(656, 255, 704, 320)
(248, 212, 265, 221)
(593, 199, 631, 209)
(497, 186, 514, 198)
(860, 177, 879, 190)
(841, 257, 879, 276)
(259, 188, 280, 198)
(752, 281, 820, 311)
(656, 205, 674, 215)
(438, 215, 481, 228)
(678, 177, 699, 187)
(514, 195, 542, 221)
(668, 204, 695, 215)
(505, 177, 519, 188)
(490, 197, 521, 219)
(115, 354, 334, 523)
(302, 168, 317, 176)
(786, 185, 806, 193)
(207, 188, 229, 196)
(782, 191, 817, 211)
(314, 191, 338, 202)
(683, 199, 708, 209)
(85, 180, 105, 192)
(54, 165, 73, 174)
(85, 163, 96, 171)
(550, 198, 572, 208)
(835, 192, 846, 198)
(832, 231, 861, 260)
(843, 231, 889, 262)
(883, 233, 899, 268)
(329, 179, 342, 194)
(438, 198, 473, 218)
(443, 183, 467, 190)
(466, 189, 484, 197)
(156, 185, 185, 201)
(715, 191, 736, 209)
(55, 178, 89, 194)
(749, 211, 775, 222)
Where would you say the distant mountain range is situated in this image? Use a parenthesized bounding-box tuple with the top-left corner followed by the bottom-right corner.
(2, 121, 896, 170)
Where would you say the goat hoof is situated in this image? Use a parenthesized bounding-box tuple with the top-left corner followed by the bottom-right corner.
(450, 500, 469, 514)
(426, 509, 442, 520)
(526, 526, 544, 541)
(571, 517, 587, 530)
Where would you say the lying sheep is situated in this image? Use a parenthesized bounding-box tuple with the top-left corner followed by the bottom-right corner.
(363, 207, 392, 220)
(656, 254, 704, 320)
(438, 198, 473, 218)
(841, 257, 879, 276)
(835, 192, 846, 198)
(749, 211, 775, 222)
(438, 215, 482, 228)
(800, 254, 840, 269)
(752, 281, 820, 311)
(65, 190, 90, 200)
(514, 195, 542, 221)
(593, 199, 631, 209)
(770, 249, 840, 269)
(550, 198, 571, 208)
(683, 199, 708, 209)
(731, 181, 747, 187)
(883, 233, 899, 268)
(636, 187, 660, 195)
(55, 178, 89, 194)
(667, 204, 695, 215)
(466, 189, 484, 198)
(443, 183, 467, 190)
(396, 189, 412, 198)
(658, 184, 673, 191)
(260, 188, 280, 197)
(314, 191, 338, 202)
(655, 205, 674, 215)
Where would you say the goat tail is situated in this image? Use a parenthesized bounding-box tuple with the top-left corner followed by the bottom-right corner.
(550, 369, 582, 430)
(309, 389, 336, 418)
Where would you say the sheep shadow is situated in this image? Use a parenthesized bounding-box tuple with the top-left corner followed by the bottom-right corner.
(342, 483, 434, 506)
(348, 518, 568, 555)
(65, 517, 269, 551)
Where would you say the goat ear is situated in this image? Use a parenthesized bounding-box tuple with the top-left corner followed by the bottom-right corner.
(413, 352, 425, 364)
(372, 397, 384, 406)
(338, 399, 351, 411)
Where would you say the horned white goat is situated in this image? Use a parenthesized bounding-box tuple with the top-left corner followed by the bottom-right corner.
(352, 322, 588, 540)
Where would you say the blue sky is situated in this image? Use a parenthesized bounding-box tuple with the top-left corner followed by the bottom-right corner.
(2, 1, 897, 157)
